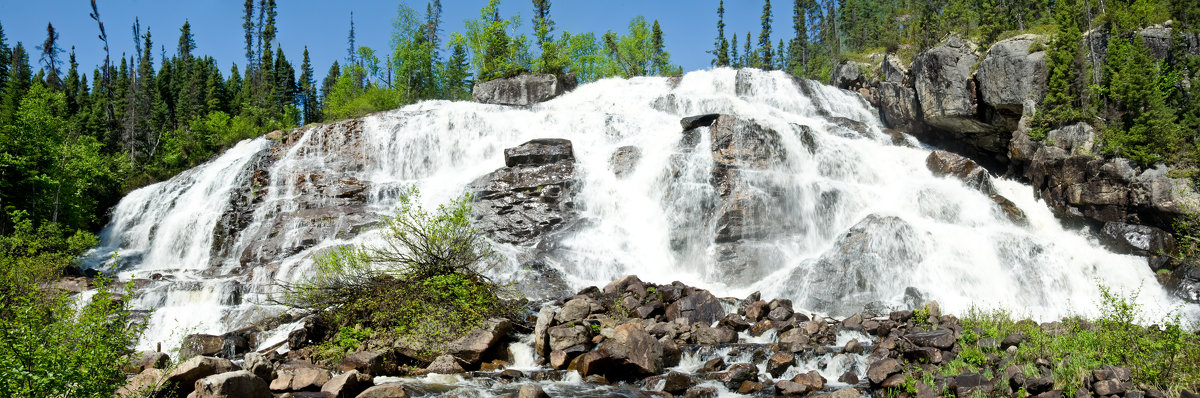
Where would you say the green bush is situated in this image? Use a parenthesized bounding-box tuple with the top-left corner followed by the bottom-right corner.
(0, 213, 142, 398)
(278, 187, 518, 362)
(951, 287, 1200, 396)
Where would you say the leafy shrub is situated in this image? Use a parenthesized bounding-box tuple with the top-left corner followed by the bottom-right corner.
(0, 213, 142, 398)
(278, 187, 519, 361)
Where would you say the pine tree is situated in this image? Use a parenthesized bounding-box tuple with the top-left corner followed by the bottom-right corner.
(298, 47, 319, 123)
(243, 0, 255, 68)
(760, 0, 774, 69)
(178, 21, 195, 62)
(731, 33, 741, 68)
(0, 22, 10, 103)
(41, 23, 64, 90)
(321, 61, 339, 102)
(1, 43, 30, 126)
(651, 20, 670, 75)
(744, 32, 758, 68)
(790, 0, 814, 76)
(532, 0, 562, 73)
(443, 32, 473, 100)
(347, 12, 358, 66)
(1035, 0, 1083, 137)
(713, 0, 731, 67)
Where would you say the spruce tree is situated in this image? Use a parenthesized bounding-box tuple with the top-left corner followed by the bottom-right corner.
(0, 22, 10, 94)
(41, 23, 64, 90)
(713, 0, 730, 67)
(1035, 0, 1083, 138)
(732, 33, 741, 68)
(759, 0, 774, 69)
(243, 0, 255, 68)
(321, 61, 339, 102)
(299, 47, 319, 123)
(791, 0, 814, 76)
(444, 33, 473, 100)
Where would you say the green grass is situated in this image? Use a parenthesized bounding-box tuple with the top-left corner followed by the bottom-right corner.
(949, 287, 1200, 396)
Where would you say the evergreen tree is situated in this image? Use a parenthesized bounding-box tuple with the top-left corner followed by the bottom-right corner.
(790, 0, 815, 76)
(651, 20, 672, 75)
(0, 22, 10, 107)
(178, 21, 195, 62)
(321, 61, 339, 102)
(532, 0, 563, 73)
(443, 32, 473, 100)
(760, 0, 774, 69)
(1035, 0, 1083, 135)
(744, 31, 758, 68)
(243, 0, 255, 68)
(64, 49, 80, 114)
(713, 0, 730, 67)
(2, 43, 32, 126)
(298, 47, 319, 123)
(732, 33, 741, 68)
(347, 12, 358, 66)
(40, 23, 63, 90)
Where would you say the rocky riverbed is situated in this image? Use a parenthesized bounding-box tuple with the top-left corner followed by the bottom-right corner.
(116, 275, 1199, 398)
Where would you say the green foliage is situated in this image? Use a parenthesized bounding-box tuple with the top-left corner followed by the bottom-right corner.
(949, 288, 1200, 395)
(0, 212, 141, 398)
(278, 188, 518, 362)
(1099, 36, 1187, 165)
(464, 0, 531, 82)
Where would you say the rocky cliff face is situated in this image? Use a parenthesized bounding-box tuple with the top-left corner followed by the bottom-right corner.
(841, 31, 1199, 300)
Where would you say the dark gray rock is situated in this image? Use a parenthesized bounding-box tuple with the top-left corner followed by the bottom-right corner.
(665, 289, 726, 325)
(576, 323, 664, 380)
(470, 139, 578, 245)
(926, 150, 995, 194)
(867, 358, 901, 385)
(905, 329, 956, 349)
(609, 145, 642, 178)
(912, 36, 993, 134)
(796, 215, 925, 316)
(1100, 221, 1176, 256)
(472, 73, 578, 106)
(190, 370, 270, 398)
(876, 81, 925, 134)
(977, 34, 1048, 126)
(693, 325, 737, 345)
(831, 62, 871, 90)
(504, 138, 574, 168)
(681, 114, 721, 130)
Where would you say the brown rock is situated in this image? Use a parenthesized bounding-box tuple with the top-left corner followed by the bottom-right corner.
(320, 370, 373, 398)
(356, 383, 411, 398)
(867, 358, 901, 385)
(448, 318, 512, 364)
(188, 370, 270, 398)
(767, 351, 795, 377)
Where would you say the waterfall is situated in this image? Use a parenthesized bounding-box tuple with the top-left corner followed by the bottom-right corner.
(86, 68, 1197, 352)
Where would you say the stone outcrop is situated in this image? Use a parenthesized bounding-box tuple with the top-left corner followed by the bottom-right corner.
(470, 138, 578, 246)
(975, 34, 1048, 131)
(472, 73, 578, 106)
(831, 61, 872, 91)
(911, 36, 995, 138)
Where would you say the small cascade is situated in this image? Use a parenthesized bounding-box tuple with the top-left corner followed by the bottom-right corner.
(86, 68, 1197, 355)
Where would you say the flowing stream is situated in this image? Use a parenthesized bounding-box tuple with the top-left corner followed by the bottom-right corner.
(85, 68, 1195, 361)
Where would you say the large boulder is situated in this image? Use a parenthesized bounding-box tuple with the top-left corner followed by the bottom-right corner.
(187, 370, 270, 398)
(269, 367, 330, 392)
(831, 61, 871, 90)
(472, 73, 578, 106)
(976, 34, 1048, 127)
(167, 356, 241, 397)
(1099, 221, 1176, 256)
(357, 383, 412, 398)
(470, 139, 578, 245)
(926, 150, 995, 194)
(576, 323, 664, 380)
(876, 81, 925, 134)
(795, 215, 925, 316)
(117, 368, 167, 398)
(912, 36, 990, 133)
(665, 289, 726, 325)
(448, 318, 512, 364)
(320, 370, 373, 398)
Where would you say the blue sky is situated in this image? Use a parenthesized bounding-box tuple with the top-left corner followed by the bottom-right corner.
(0, 1, 788, 79)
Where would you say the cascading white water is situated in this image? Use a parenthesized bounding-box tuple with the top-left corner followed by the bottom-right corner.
(87, 68, 1197, 353)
